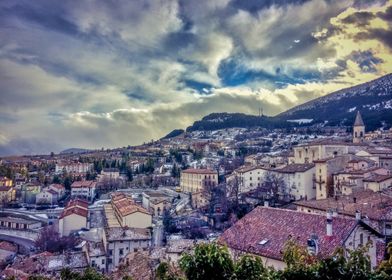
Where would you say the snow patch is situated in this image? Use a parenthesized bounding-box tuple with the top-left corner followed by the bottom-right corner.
(287, 119, 313, 124)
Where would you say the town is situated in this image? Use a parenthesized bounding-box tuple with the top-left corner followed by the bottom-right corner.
(0, 110, 392, 279)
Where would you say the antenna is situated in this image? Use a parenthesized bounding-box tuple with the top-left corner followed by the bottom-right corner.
(258, 107, 263, 117)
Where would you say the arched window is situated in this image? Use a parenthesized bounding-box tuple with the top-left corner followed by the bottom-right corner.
(354, 132, 358, 138)
(360, 131, 363, 137)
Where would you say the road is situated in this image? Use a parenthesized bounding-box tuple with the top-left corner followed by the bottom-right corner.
(0, 234, 35, 253)
(152, 220, 164, 247)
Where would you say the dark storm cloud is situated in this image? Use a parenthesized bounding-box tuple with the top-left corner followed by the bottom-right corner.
(355, 28, 392, 49)
(377, 6, 392, 21)
(349, 50, 383, 72)
(230, 0, 311, 13)
(341, 11, 375, 26)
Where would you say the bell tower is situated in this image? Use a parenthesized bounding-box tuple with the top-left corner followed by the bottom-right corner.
(353, 111, 365, 143)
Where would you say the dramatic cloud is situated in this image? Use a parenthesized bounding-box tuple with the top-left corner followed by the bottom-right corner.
(0, 0, 391, 155)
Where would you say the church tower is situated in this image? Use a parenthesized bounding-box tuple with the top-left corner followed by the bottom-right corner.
(353, 111, 365, 143)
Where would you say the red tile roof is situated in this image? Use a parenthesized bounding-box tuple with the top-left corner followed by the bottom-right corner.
(363, 174, 392, 183)
(112, 195, 151, 217)
(219, 207, 357, 261)
(294, 190, 392, 222)
(182, 168, 218, 175)
(60, 198, 89, 219)
(66, 198, 89, 209)
(71, 180, 96, 188)
(50, 184, 64, 190)
(59, 206, 88, 219)
(274, 163, 315, 173)
(0, 241, 17, 252)
(0, 185, 12, 192)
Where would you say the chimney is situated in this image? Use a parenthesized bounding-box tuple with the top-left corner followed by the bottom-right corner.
(307, 233, 319, 255)
(264, 199, 269, 207)
(355, 210, 361, 220)
(326, 210, 333, 236)
(332, 209, 338, 217)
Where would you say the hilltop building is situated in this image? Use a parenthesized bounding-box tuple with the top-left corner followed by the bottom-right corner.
(353, 111, 365, 144)
(180, 168, 218, 193)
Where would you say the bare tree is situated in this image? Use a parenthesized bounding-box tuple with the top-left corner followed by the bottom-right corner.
(257, 172, 287, 201)
(226, 174, 240, 208)
(35, 226, 77, 253)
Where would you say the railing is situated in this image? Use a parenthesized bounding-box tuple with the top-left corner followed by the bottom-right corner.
(0, 227, 39, 241)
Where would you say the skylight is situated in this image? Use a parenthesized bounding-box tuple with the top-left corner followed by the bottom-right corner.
(259, 239, 269, 245)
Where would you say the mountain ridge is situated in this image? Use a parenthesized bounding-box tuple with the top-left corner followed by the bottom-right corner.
(184, 73, 392, 132)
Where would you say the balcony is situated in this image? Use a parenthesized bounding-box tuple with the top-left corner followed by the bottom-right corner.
(313, 178, 325, 184)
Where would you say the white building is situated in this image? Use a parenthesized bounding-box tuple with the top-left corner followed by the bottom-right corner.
(228, 166, 270, 193)
(59, 199, 89, 237)
(55, 162, 93, 174)
(100, 168, 120, 180)
(103, 227, 151, 272)
(71, 180, 97, 202)
(273, 163, 316, 200)
(35, 189, 58, 205)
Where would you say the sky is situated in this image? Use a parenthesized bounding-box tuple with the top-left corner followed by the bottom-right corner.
(0, 0, 391, 156)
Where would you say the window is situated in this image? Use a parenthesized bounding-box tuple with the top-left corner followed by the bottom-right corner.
(359, 233, 364, 246)
(109, 250, 113, 256)
(102, 259, 105, 264)
(119, 249, 123, 255)
(108, 258, 112, 264)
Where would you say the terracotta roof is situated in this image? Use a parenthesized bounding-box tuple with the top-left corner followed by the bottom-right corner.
(235, 165, 271, 173)
(297, 139, 367, 147)
(335, 167, 384, 175)
(66, 198, 89, 209)
(0, 185, 12, 192)
(50, 184, 64, 190)
(363, 174, 392, 183)
(112, 251, 154, 280)
(1, 268, 29, 280)
(182, 168, 218, 175)
(71, 180, 96, 188)
(112, 195, 151, 217)
(274, 163, 315, 173)
(219, 207, 358, 260)
(9, 252, 53, 274)
(294, 190, 392, 222)
(105, 227, 151, 241)
(59, 206, 88, 219)
(45, 189, 58, 196)
(0, 241, 17, 252)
